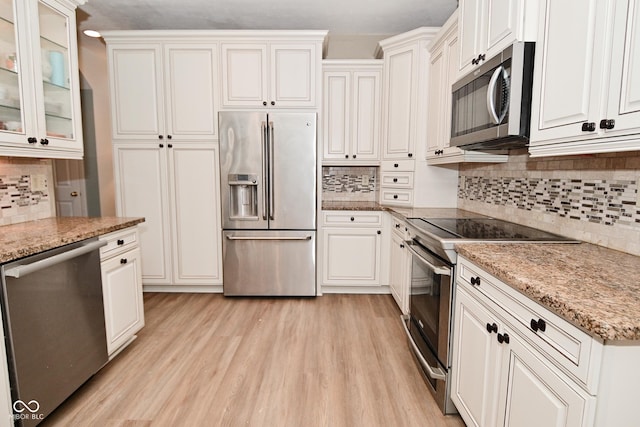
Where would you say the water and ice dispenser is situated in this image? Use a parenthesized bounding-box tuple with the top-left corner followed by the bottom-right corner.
(228, 174, 259, 220)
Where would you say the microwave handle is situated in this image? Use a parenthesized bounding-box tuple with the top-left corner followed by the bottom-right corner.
(486, 66, 510, 125)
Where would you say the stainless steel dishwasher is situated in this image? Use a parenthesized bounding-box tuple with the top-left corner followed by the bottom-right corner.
(0, 237, 108, 426)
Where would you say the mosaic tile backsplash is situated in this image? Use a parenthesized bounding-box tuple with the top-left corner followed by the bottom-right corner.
(459, 177, 639, 227)
(322, 166, 378, 202)
(0, 158, 54, 226)
(458, 150, 640, 256)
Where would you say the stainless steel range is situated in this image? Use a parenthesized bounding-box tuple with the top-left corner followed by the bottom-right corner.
(400, 215, 577, 414)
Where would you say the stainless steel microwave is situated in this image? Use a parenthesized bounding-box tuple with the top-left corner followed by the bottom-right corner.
(450, 42, 535, 151)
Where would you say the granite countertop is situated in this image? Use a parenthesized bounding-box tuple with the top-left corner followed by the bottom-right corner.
(0, 217, 145, 263)
(456, 243, 640, 342)
(321, 201, 387, 211)
(321, 201, 485, 220)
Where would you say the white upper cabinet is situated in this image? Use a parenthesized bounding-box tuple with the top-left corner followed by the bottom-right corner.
(0, 0, 85, 159)
(529, 0, 640, 156)
(322, 60, 382, 164)
(378, 28, 439, 160)
(220, 33, 326, 109)
(458, 0, 538, 77)
(105, 36, 219, 141)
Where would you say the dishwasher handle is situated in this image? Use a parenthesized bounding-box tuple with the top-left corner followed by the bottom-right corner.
(4, 240, 107, 279)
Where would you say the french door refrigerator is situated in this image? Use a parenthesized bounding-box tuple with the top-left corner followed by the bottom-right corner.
(219, 111, 317, 296)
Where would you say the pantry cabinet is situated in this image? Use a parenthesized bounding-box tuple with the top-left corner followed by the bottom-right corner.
(105, 37, 219, 141)
(321, 211, 384, 291)
(0, 0, 85, 159)
(529, 0, 640, 156)
(426, 11, 508, 165)
(113, 142, 223, 290)
(99, 227, 144, 357)
(322, 60, 382, 164)
(458, 0, 538, 77)
(220, 34, 326, 108)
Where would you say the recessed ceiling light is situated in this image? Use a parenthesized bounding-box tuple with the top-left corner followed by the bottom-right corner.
(83, 30, 102, 38)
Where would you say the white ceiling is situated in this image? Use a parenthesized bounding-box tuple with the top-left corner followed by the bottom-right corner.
(76, 0, 458, 35)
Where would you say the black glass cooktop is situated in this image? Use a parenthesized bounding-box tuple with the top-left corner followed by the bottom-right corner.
(410, 218, 573, 241)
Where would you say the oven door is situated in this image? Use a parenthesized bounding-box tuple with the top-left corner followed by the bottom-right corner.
(401, 239, 456, 413)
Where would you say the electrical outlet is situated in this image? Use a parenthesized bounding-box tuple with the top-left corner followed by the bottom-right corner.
(362, 174, 369, 186)
(31, 175, 47, 192)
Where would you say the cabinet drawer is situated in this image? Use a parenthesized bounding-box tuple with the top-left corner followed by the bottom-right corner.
(390, 216, 408, 239)
(380, 171, 414, 188)
(457, 257, 600, 392)
(322, 211, 383, 227)
(100, 227, 139, 260)
(380, 189, 413, 206)
(381, 160, 414, 172)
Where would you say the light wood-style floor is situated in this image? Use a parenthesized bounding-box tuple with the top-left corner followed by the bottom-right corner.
(43, 293, 465, 427)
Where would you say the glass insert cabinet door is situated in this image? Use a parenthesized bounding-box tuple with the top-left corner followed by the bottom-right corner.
(0, 0, 25, 137)
(38, 0, 75, 140)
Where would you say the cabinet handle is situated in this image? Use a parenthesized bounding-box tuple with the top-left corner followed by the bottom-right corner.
(478, 53, 486, 62)
(353, 154, 356, 159)
(393, 178, 398, 183)
(530, 318, 547, 332)
(27, 137, 37, 144)
(350, 217, 355, 221)
(271, 101, 275, 106)
(393, 194, 398, 199)
(345, 154, 349, 159)
(472, 58, 477, 65)
(470, 276, 481, 286)
(497, 333, 510, 344)
(599, 119, 615, 130)
(393, 163, 399, 168)
(377, 230, 381, 235)
(117, 239, 125, 245)
(486, 323, 498, 334)
(159, 143, 164, 148)
(168, 143, 173, 148)
(40, 138, 49, 145)
(158, 135, 164, 139)
(581, 122, 596, 132)
(395, 223, 400, 228)
(408, 153, 413, 158)
(167, 135, 172, 139)
(400, 243, 405, 249)
(263, 101, 267, 106)
(120, 258, 128, 264)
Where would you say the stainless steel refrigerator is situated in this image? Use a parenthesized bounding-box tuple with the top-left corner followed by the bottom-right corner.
(219, 111, 317, 296)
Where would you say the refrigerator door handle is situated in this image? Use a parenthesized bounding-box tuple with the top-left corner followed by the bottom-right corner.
(225, 235, 312, 241)
(268, 121, 275, 221)
(261, 121, 268, 220)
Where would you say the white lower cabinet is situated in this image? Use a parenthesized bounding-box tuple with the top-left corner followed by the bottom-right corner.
(452, 255, 640, 427)
(388, 216, 410, 314)
(113, 142, 223, 290)
(100, 227, 145, 358)
(321, 211, 385, 291)
(452, 284, 595, 427)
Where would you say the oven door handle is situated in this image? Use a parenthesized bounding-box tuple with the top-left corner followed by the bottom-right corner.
(404, 242, 451, 275)
(401, 315, 446, 381)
